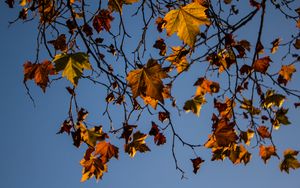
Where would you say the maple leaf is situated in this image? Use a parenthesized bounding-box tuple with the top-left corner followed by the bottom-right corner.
(253, 56, 272, 74)
(80, 150, 107, 182)
(149, 122, 159, 136)
(164, 2, 210, 47)
(271, 38, 281, 54)
(108, 0, 139, 13)
(191, 157, 205, 174)
(239, 129, 254, 146)
(278, 64, 296, 86)
(257, 126, 271, 139)
(280, 149, 300, 173)
(213, 119, 238, 147)
(23, 60, 55, 92)
(154, 133, 166, 146)
(153, 38, 167, 56)
(259, 145, 278, 164)
(214, 98, 235, 119)
(158, 112, 169, 122)
(194, 77, 220, 95)
(273, 108, 291, 130)
(166, 46, 189, 73)
(93, 10, 114, 33)
(47, 34, 67, 52)
(57, 119, 73, 135)
(228, 144, 251, 165)
(127, 59, 167, 103)
(183, 95, 206, 116)
(53, 52, 91, 86)
(124, 131, 150, 158)
(95, 141, 119, 163)
(261, 90, 285, 109)
(77, 124, 108, 147)
(294, 39, 300, 49)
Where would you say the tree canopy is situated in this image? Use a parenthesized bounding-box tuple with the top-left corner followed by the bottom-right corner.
(4, 0, 300, 182)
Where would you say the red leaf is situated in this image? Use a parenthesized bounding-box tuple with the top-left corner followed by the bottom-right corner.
(158, 111, 169, 122)
(93, 9, 114, 33)
(257, 126, 271, 139)
(154, 133, 166, 145)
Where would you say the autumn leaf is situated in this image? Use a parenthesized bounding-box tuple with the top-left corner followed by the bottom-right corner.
(153, 38, 167, 56)
(278, 64, 296, 86)
(228, 144, 251, 165)
(280, 149, 300, 173)
(273, 108, 291, 130)
(124, 131, 150, 158)
(294, 39, 300, 49)
(108, 0, 139, 13)
(257, 126, 271, 139)
(253, 56, 272, 74)
(121, 124, 137, 144)
(213, 119, 238, 147)
(158, 112, 169, 122)
(271, 38, 281, 54)
(183, 95, 206, 116)
(77, 124, 108, 147)
(57, 120, 73, 135)
(166, 46, 189, 73)
(191, 157, 204, 174)
(93, 10, 114, 33)
(194, 77, 220, 95)
(47, 34, 67, 52)
(53, 52, 91, 86)
(23, 60, 55, 92)
(261, 90, 285, 108)
(164, 2, 210, 47)
(80, 150, 107, 182)
(154, 133, 166, 146)
(149, 122, 159, 136)
(127, 59, 167, 103)
(259, 145, 278, 164)
(239, 129, 254, 146)
(214, 98, 235, 119)
(95, 141, 119, 163)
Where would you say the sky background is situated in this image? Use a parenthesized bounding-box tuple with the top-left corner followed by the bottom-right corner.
(0, 1, 300, 188)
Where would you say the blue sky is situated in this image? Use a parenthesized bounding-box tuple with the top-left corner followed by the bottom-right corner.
(0, 1, 300, 188)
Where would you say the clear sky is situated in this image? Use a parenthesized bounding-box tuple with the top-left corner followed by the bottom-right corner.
(0, 1, 300, 188)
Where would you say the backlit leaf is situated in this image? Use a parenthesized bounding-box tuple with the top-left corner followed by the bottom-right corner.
(280, 149, 300, 173)
(95, 141, 119, 163)
(23, 60, 55, 92)
(127, 59, 167, 103)
(259, 145, 277, 164)
(164, 2, 210, 47)
(183, 95, 206, 116)
(93, 10, 114, 33)
(166, 46, 189, 73)
(253, 56, 272, 74)
(53, 52, 91, 86)
(257, 126, 271, 139)
(124, 131, 150, 158)
(278, 64, 296, 86)
(271, 38, 281, 54)
(261, 90, 285, 108)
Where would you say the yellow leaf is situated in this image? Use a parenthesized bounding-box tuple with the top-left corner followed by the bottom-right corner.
(166, 46, 189, 73)
(108, 0, 139, 13)
(19, 0, 28, 6)
(124, 131, 150, 157)
(126, 59, 167, 103)
(279, 64, 296, 82)
(53, 52, 91, 86)
(164, 2, 210, 47)
(183, 95, 206, 116)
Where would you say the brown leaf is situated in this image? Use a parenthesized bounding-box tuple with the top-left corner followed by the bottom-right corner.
(121, 124, 137, 144)
(48, 34, 67, 52)
(257, 126, 271, 139)
(214, 119, 238, 147)
(82, 23, 93, 36)
(194, 77, 220, 95)
(271, 38, 281, 54)
(5, 0, 14, 8)
(253, 56, 272, 74)
(158, 111, 169, 122)
(57, 120, 73, 135)
(249, 0, 260, 9)
(256, 41, 264, 54)
(93, 9, 114, 33)
(294, 103, 300, 108)
(149, 122, 159, 136)
(191, 157, 205, 174)
(153, 38, 167, 56)
(155, 17, 166, 32)
(239, 64, 252, 75)
(95, 141, 119, 163)
(259, 145, 277, 164)
(293, 39, 300, 49)
(154, 133, 166, 145)
(23, 60, 55, 92)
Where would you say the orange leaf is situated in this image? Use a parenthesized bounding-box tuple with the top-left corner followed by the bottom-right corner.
(259, 145, 277, 164)
(214, 119, 238, 147)
(257, 126, 271, 139)
(93, 9, 114, 33)
(23, 60, 55, 92)
(253, 56, 272, 74)
(95, 141, 119, 163)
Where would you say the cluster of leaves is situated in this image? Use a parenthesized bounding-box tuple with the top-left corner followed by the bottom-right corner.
(5, 0, 300, 182)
